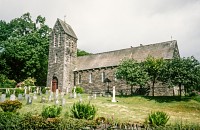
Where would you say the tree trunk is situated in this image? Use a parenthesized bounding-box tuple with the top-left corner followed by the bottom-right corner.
(152, 78, 155, 96)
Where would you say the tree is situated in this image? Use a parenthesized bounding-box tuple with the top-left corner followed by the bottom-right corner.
(143, 56, 165, 96)
(0, 13, 51, 85)
(116, 59, 149, 95)
(161, 56, 200, 96)
(77, 49, 91, 56)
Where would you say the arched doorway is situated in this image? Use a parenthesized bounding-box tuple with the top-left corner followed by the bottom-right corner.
(52, 76, 58, 92)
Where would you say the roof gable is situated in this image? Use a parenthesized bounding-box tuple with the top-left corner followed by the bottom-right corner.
(54, 18, 77, 39)
(75, 40, 179, 71)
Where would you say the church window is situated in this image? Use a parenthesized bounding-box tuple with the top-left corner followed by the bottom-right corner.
(102, 72, 105, 82)
(78, 74, 81, 84)
(55, 53, 57, 63)
(89, 73, 92, 83)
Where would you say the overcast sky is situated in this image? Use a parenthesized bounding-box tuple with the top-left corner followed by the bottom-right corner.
(0, 0, 200, 60)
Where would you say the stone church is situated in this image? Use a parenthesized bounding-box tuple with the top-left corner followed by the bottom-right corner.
(46, 19, 180, 96)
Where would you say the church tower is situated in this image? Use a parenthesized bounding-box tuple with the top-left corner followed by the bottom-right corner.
(46, 19, 77, 92)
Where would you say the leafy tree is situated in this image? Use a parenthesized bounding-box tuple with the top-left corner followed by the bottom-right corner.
(161, 56, 200, 96)
(77, 49, 91, 56)
(116, 59, 149, 95)
(0, 13, 51, 85)
(143, 56, 165, 96)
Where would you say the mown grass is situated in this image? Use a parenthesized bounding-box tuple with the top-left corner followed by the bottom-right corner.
(13, 94, 200, 125)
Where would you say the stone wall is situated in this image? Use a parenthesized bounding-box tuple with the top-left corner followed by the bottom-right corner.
(74, 67, 175, 96)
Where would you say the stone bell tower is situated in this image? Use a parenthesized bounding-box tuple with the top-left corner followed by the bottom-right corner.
(46, 18, 77, 92)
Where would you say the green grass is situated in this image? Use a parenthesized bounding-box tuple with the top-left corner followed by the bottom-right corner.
(6, 94, 200, 125)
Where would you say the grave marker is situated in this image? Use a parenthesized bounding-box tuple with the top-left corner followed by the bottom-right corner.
(1, 94, 6, 102)
(18, 94, 23, 100)
(10, 94, 16, 101)
(112, 86, 116, 102)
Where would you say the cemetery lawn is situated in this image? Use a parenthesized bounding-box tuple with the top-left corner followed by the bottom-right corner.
(18, 94, 200, 125)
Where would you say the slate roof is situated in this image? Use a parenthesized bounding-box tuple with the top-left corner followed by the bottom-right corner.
(57, 19, 77, 39)
(75, 40, 179, 71)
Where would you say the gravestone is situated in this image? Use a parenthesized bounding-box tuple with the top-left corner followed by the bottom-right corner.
(10, 94, 16, 101)
(55, 99, 59, 105)
(25, 94, 30, 100)
(45, 90, 48, 95)
(1, 94, 6, 102)
(33, 91, 37, 100)
(24, 86, 27, 95)
(66, 87, 69, 94)
(112, 86, 116, 102)
(55, 89, 59, 99)
(93, 93, 96, 99)
(26, 96, 32, 105)
(61, 98, 66, 106)
(69, 93, 73, 98)
(61, 92, 65, 98)
(41, 96, 46, 103)
(48, 92, 53, 102)
(73, 86, 76, 98)
(18, 94, 23, 100)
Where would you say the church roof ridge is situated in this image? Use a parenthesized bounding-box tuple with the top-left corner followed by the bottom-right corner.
(76, 40, 179, 71)
(79, 40, 177, 57)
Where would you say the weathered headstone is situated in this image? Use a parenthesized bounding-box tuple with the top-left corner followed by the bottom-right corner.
(1, 94, 6, 102)
(36, 87, 39, 94)
(69, 93, 73, 98)
(26, 96, 32, 105)
(112, 86, 116, 102)
(66, 87, 69, 94)
(93, 93, 96, 99)
(33, 91, 37, 100)
(45, 90, 48, 95)
(41, 96, 46, 103)
(61, 92, 65, 98)
(25, 94, 30, 100)
(18, 94, 23, 100)
(10, 94, 16, 101)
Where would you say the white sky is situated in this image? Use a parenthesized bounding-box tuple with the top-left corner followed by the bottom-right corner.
(0, 0, 200, 60)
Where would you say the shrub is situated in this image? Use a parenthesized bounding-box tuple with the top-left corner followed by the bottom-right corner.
(0, 100, 22, 112)
(20, 112, 61, 129)
(72, 86, 84, 94)
(71, 102, 97, 120)
(146, 111, 170, 127)
(0, 112, 22, 130)
(41, 105, 62, 118)
(15, 88, 24, 97)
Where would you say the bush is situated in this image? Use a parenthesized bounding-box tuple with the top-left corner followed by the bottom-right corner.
(15, 88, 24, 97)
(20, 112, 61, 129)
(71, 102, 97, 120)
(41, 105, 62, 118)
(72, 86, 84, 94)
(0, 112, 22, 130)
(146, 111, 170, 127)
(0, 100, 22, 112)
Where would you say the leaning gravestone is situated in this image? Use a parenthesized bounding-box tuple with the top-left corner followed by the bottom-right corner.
(26, 96, 32, 105)
(18, 94, 23, 100)
(1, 94, 6, 102)
(10, 94, 16, 101)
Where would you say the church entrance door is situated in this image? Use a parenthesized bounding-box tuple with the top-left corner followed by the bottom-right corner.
(52, 77, 58, 92)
